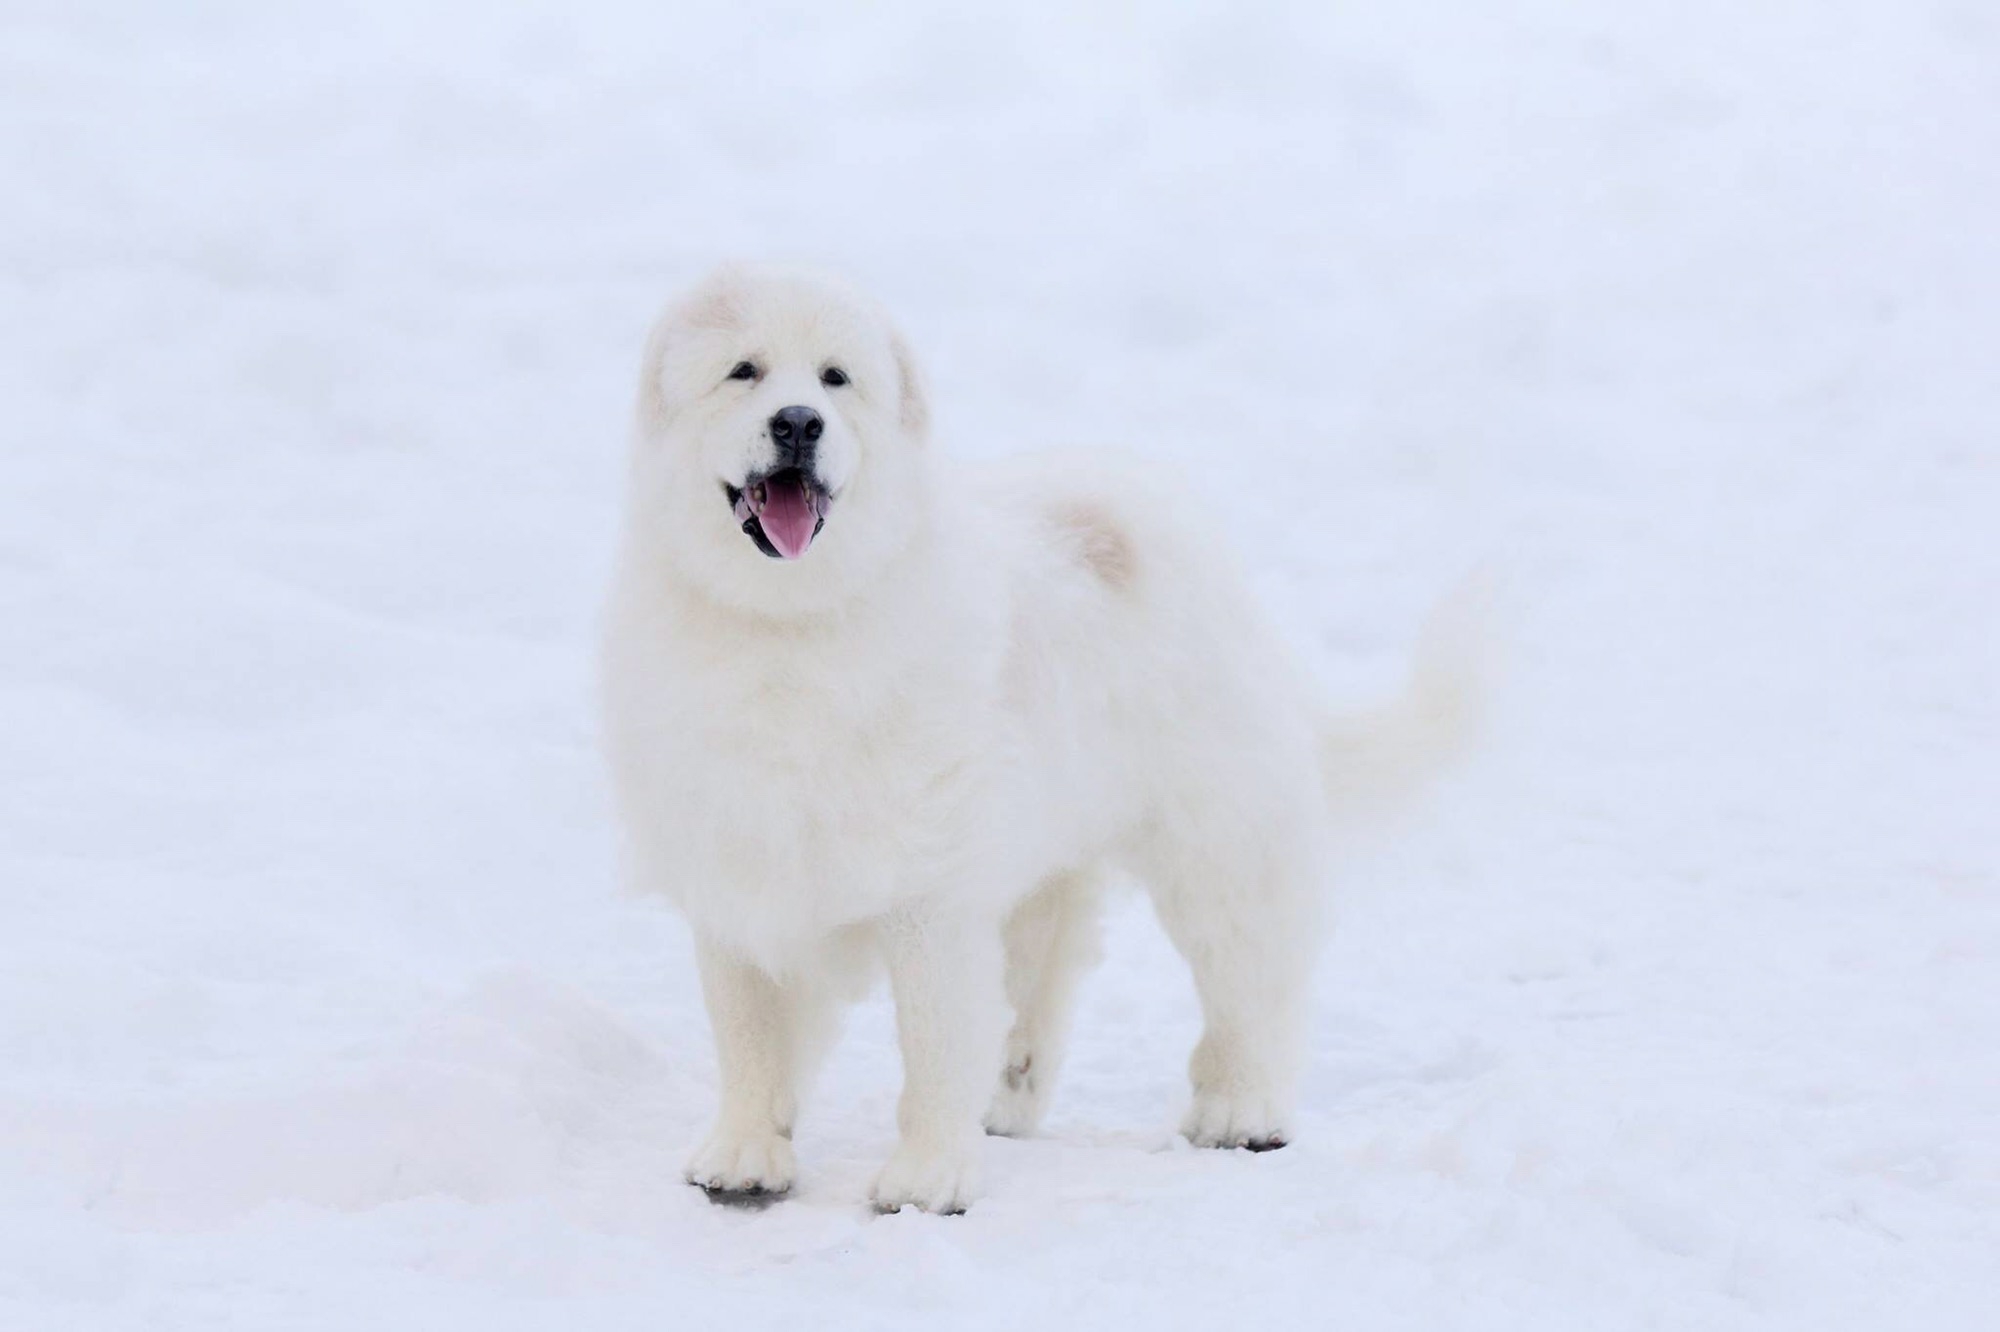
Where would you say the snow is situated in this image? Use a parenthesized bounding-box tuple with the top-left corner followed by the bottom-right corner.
(3, 1, 1996, 1327)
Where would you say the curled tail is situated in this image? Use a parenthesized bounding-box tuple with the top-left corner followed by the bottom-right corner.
(1318, 572, 1495, 831)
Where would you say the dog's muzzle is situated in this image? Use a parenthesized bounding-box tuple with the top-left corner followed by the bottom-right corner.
(726, 467, 831, 560)
(724, 406, 834, 559)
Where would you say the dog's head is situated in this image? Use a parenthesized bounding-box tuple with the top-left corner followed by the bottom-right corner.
(627, 266, 931, 615)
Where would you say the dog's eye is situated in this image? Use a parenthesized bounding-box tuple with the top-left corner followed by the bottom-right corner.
(727, 361, 759, 382)
(820, 366, 849, 388)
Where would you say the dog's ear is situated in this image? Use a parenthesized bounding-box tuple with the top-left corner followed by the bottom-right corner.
(638, 269, 749, 431)
(636, 313, 676, 431)
(890, 325, 930, 441)
(681, 267, 748, 334)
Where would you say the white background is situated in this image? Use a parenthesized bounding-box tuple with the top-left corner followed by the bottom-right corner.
(3, 2, 1995, 1327)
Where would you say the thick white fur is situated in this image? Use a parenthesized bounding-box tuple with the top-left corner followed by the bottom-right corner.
(602, 267, 1474, 1214)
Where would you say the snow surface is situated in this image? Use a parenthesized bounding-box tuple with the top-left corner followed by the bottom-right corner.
(3, 2, 1997, 1328)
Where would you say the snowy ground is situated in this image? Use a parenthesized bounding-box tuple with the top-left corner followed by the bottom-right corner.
(3, 2, 1997, 1328)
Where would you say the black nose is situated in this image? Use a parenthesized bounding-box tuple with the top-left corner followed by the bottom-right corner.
(768, 406, 823, 460)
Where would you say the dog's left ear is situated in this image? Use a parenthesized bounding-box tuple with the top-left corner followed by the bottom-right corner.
(890, 326, 930, 441)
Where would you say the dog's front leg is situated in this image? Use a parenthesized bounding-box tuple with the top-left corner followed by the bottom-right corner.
(685, 937, 802, 1204)
(872, 904, 1007, 1214)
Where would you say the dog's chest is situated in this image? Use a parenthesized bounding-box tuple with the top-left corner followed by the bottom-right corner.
(631, 649, 994, 948)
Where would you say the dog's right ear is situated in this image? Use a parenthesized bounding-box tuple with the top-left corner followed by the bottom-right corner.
(890, 326, 930, 441)
(636, 313, 675, 432)
(638, 270, 749, 432)
(681, 266, 749, 334)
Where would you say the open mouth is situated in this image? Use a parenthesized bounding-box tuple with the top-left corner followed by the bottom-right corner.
(725, 468, 831, 560)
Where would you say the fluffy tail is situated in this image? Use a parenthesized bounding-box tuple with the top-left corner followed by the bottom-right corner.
(1318, 572, 1495, 831)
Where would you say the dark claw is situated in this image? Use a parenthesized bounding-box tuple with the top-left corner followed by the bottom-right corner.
(1243, 1136, 1288, 1153)
(698, 1182, 789, 1209)
(872, 1200, 967, 1217)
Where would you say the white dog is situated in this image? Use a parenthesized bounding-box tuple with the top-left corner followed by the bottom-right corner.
(601, 267, 1476, 1214)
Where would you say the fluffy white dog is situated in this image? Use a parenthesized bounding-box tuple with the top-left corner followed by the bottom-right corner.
(602, 267, 1475, 1214)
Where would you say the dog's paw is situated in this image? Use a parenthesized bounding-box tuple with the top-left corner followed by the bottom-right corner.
(983, 1055, 1045, 1138)
(685, 1127, 795, 1204)
(870, 1138, 982, 1215)
(1182, 1091, 1290, 1153)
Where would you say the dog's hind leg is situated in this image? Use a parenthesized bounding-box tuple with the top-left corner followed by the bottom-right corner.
(984, 868, 1107, 1138)
(1135, 816, 1324, 1152)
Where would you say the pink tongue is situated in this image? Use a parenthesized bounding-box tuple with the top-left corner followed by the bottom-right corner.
(760, 475, 818, 560)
